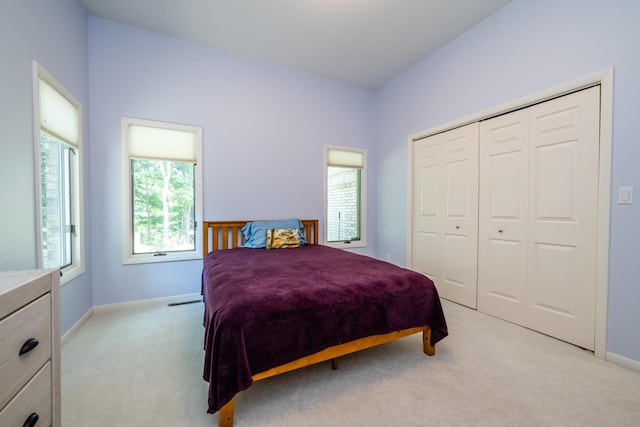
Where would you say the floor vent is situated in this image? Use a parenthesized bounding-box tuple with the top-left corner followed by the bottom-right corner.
(168, 300, 202, 307)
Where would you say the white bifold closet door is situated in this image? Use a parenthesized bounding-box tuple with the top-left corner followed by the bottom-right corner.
(478, 86, 600, 350)
(412, 123, 479, 309)
(477, 109, 530, 325)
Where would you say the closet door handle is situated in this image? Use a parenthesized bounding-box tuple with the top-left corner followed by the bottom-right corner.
(19, 338, 39, 356)
(455, 225, 460, 229)
(23, 412, 39, 427)
(498, 228, 504, 233)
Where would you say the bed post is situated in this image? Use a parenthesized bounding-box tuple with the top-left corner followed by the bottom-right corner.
(423, 327, 435, 356)
(219, 398, 235, 427)
(203, 221, 210, 256)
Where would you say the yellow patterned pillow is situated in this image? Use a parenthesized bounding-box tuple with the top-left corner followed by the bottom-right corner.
(266, 228, 301, 249)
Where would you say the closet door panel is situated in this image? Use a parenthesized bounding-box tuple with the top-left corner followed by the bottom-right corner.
(414, 231, 440, 282)
(531, 243, 575, 312)
(412, 137, 442, 284)
(478, 110, 529, 325)
(527, 86, 600, 350)
(440, 123, 479, 309)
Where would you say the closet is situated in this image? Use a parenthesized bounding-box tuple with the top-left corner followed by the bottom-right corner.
(412, 123, 479, 309)
(412, 86, 600, 350)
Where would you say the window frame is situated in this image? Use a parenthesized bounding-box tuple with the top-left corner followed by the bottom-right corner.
(121, 117, 203, 265)
(323, 145, 367, 249)
(33, 61, 85, 284)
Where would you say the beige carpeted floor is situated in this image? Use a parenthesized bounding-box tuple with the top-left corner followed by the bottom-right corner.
(61, 299, 640, 426)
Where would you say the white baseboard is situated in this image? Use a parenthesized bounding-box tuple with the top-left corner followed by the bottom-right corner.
(60, 293, 202, 346)
(92, 292, 202, 313)
(606, 351, 640, 373)
(61, 307, 93, 346)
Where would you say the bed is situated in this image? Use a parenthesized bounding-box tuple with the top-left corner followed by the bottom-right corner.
(201, 219, 448, 427)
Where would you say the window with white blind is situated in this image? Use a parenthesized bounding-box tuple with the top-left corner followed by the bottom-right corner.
(121, 117, 203, 264)
(33, 61, 85, 282)
(324, 145, 367, 248)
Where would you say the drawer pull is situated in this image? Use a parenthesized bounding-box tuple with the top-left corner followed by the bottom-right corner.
(19, 338, 39, 356)
(23, 412, 39, 427)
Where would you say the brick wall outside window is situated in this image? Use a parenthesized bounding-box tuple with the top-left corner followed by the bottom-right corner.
(327, 167, 359, 241)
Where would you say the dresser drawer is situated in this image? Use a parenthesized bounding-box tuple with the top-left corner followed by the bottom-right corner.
(0, 361, 51, 427)
(0, 294, 51, 409)
(0, 270, 51, 320)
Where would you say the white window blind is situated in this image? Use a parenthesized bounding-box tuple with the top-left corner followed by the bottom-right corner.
(127, 124, 197, 163)
(38, 77, 79, 148)
(327, 148, 364, 168)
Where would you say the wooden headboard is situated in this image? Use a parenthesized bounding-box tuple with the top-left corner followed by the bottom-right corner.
(202, 220, 319, 256)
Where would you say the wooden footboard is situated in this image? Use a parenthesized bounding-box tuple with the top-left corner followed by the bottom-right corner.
(218, 326, 435, 427)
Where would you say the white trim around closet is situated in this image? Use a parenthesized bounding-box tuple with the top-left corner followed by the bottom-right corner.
(406, 68, 613, 360)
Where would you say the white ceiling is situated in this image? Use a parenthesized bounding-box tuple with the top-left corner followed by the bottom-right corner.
(81, 0, 512, 88)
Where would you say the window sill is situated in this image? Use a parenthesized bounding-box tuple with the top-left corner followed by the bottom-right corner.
(60, 264, 85, 286)
(122, 251, 200, 265)
(325, 240, 366, 250)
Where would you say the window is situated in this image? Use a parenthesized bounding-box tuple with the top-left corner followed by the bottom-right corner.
(121, 117, 202, 264)
(33, 62, 84, 282)
(324, 145, 367, 248)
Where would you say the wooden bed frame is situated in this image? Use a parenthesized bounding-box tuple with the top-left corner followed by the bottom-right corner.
(202, 220, 436, 427)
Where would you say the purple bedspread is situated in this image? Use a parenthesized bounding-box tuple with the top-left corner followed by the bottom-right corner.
(201, 244, 447, 413)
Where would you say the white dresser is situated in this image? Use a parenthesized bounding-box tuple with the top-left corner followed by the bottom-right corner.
(0, 270, 60, 427)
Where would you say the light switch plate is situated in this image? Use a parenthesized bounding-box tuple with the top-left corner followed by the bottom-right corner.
(618, 187, 634, 204)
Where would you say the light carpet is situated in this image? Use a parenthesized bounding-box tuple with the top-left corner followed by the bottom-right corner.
(61, 299, 640, 426)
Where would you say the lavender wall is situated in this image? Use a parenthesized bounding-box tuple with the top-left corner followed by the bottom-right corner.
(374, 0, 640, 363)
(4, 0, 638, 366)
(0, 0, 92, 335)
(88, 16, 376, 306)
